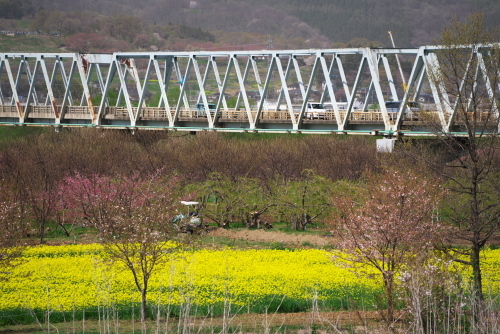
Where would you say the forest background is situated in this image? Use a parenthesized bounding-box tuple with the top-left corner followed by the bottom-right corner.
(2, 0, 500, 53)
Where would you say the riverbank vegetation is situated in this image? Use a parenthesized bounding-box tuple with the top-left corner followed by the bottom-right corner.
(0, 126, 499, 332)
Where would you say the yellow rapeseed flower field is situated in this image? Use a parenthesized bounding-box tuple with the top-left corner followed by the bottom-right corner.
(0, 244, 498, 313)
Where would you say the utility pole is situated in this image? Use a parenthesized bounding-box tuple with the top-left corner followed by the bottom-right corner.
(267, 36, 273, 50)
(267, 36, 276, 100)
(388, 31, 407, 92)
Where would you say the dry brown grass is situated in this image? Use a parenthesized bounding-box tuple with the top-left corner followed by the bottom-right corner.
(0, 311, 403, 334)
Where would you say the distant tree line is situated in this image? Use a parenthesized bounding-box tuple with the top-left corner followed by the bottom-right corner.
(16, 0, 500, 47)
(0, 130, 378, 240)
(28, 10, 216, 52)
(0, 0, 35, 19)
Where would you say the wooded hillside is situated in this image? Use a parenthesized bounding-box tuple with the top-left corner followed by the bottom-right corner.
(4, 0, 499, 47)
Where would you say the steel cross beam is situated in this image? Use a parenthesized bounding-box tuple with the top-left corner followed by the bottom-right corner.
(0, 46, 499, 136)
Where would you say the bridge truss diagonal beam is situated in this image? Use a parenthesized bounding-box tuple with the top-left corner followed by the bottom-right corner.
(0, 46, 498, 137)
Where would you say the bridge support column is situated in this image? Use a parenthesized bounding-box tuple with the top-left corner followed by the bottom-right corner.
(376, 138, 396, 153)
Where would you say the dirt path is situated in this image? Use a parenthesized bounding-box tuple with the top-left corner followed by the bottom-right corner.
(207, 228, 334, 247)
(207, 228, 500, 248)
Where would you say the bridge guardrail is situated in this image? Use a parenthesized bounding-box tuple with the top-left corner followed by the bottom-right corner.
(0, 105, 495, 125)
(0, 105, 417, 123)
(0, 105, 19, 114)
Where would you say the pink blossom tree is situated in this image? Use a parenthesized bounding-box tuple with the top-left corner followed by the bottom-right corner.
(60, 172, 181, 324)
(333, 168, 445, 324)
(61, 172, 152, 233)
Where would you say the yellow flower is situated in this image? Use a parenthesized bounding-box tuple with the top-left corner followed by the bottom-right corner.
(1, 244, 498, 312)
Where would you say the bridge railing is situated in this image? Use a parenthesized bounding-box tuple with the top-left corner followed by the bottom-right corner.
(66, 106, 95, 114)
(140, 107, 173, 118)
(0, 105, 415, 123)
(0, 105, 18, 114)
(1, 105, 496, 127)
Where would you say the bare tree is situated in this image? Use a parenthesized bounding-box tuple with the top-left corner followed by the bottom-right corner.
(333, 168, 445, 325)
(0, 182, 27, 278)
(423, 13, 500, 306)
(12, 139, 63, 244)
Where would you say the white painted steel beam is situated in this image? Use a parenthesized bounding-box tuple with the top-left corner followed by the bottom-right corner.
(75, 58, 96, 121)
(0, 60, 4, 104)
(343, 53, 368, 130)
(0, 46, 498, 136)
(274, 55, 294, 128)
(232, 55, 253, 126)
(297, 56, 320, 128)
(209, 56, 229, 113)
(253, 56, 274, 126)
(319, 55, 341, 125)
(3, 57, 24, 120)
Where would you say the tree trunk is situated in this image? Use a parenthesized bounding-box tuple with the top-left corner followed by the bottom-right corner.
(471, 238, 484, 303)
(291, 213, 311, 231)
(383, 272, 395, 325)
(56, 213, 71, 236)
(38, 219, 46, 244)
(141, 288, 147, 323)
(470, 162, 485, 304)
(246, 211, 271, 229)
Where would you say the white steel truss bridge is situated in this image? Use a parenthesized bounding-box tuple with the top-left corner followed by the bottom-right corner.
(1, 45, 499, 136)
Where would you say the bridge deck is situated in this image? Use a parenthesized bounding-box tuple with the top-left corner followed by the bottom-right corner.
(0, 105, 495, 136)
(1, 47, 499, 136)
